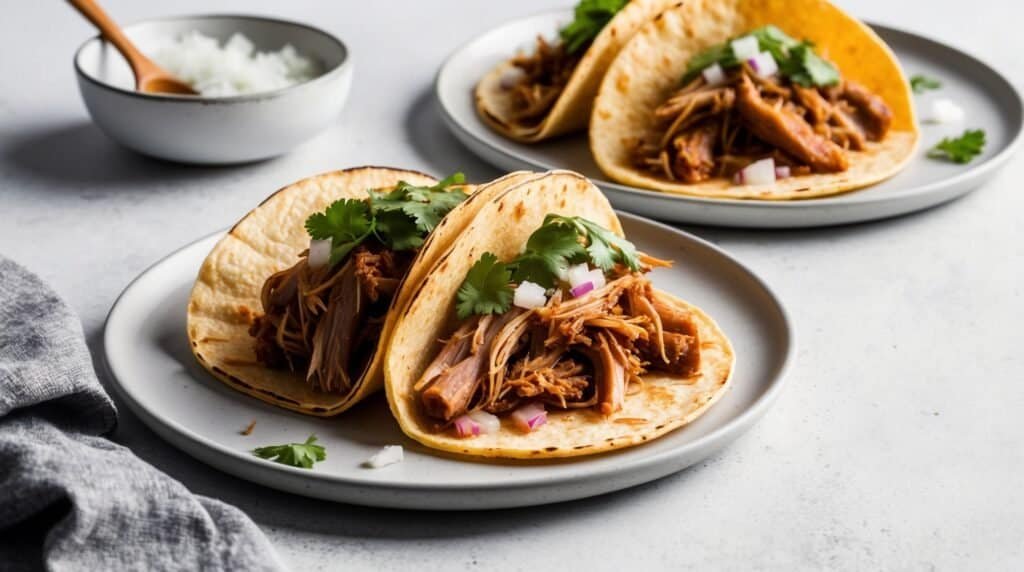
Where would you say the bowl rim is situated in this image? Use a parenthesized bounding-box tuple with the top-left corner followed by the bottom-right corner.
(73, 13, 351, 104)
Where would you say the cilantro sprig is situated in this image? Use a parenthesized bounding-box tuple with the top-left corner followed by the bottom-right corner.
(455, 215, 640, 318)
(910, 74, 941, 94)
(927, 129, 986, 164)
(683, 25, 839, 87)
(559, 0, 628, 54)
(253, 434, 326, 469)
(304, 173, 466, 267)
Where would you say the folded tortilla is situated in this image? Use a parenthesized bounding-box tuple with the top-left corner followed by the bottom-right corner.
(476, 0, 677, 142)
(187, 167, 543, 416)
(385, 170, 734, 458)
(589, 0, 918, 199)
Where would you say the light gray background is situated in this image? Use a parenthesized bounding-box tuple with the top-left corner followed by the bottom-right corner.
(1, 1, 1021, 570)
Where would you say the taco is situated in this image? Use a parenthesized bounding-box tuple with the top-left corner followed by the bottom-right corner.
(589, 0, 918, 200)
(475, 0, 676, 143)
(187, 167, 543, 416)
(385, 171, 734, 458)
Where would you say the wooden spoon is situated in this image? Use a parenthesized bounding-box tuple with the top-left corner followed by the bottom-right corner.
(69, 0, 197, 95)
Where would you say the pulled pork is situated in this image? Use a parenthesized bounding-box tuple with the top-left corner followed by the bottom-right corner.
(416, 270, 701, 422)
(505, 36, 582, 126)
(250, 244, 412, 393)
(634, 66, 893, 182)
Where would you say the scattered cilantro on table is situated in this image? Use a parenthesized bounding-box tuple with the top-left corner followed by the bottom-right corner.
(455, 215, 640, 318)
(910, 74, 941, 94)
(253, 435, 326, 469)
(927, 129, 985, 164)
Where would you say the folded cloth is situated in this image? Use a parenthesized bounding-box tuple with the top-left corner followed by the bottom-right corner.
(0, 256, 283, 572)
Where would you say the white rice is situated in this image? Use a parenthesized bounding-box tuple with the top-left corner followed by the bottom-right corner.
(152, 31, 320, 97)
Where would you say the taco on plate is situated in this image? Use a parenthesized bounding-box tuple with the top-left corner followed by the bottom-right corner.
(589, 0, 918, 199)
(385, 170, 734, 458)
(187, 167, 542, 416)
(476, 0, 677, 142)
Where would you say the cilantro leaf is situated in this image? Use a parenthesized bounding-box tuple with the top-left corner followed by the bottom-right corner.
(369, 174, 468, 245)
(253, 435, 326, 469)
(559, 0, 629, 54)
(927, 129, 986, 164)
(910, 74, 941, 94)
(374, 209, 425, 251)
(682, 26, 838, 87)
(305, 173, 468, 267)
(456, 253, 514, 319)
(304, 199, 375, 266)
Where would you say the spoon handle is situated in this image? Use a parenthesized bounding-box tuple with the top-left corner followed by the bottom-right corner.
(67, 0, 159, 80)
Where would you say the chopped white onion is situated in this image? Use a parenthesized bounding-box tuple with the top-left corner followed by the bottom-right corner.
(308, 238, 331, 269)
(774, 165, 791, 179)
(928, 98, 965, 123)
(363, 445, 404, 468)
(510, 403, 547, 433)
(513, 280, 547, 310)
(701, 63, 726, 86)
(747, 51, 778, 77)
(736, 158, 776, 186)
(467, 410, 500, 434)
(585, 268, 606, 290)
(730, 36, 760, 60)
(566, 263, 592, 288)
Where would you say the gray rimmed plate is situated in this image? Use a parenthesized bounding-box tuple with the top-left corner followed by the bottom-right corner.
(436, 11, 1022, 228)
(102, 213, 792, 510)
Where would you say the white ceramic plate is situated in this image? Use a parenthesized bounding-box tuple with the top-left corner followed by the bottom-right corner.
(103, 213, 792, 510)
(437, 11, 1023, 228)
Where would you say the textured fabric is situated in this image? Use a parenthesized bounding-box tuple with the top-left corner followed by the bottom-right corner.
(0, 256, 283, 572)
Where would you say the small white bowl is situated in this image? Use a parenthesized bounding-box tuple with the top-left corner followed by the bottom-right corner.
(74, 14, 353, 164)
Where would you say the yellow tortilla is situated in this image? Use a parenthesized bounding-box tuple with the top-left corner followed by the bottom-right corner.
(476, 0, 677, 142)
(385, 170, 735, 458)
(187, 167, 544, 416)
(589, 0, 919, 200)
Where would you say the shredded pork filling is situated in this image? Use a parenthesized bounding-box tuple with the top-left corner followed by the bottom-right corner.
(250, 244, 412, 393)
(416, 271, 702, 423)
(634, 67, 893, 182)
(505, 36, 583, 125)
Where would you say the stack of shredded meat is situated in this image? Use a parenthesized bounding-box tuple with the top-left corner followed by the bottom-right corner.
(250, 244, 411, 393)
(506, 37, 583, 125)
(416, 265, 702, 423)
(634, 66, 893, 183)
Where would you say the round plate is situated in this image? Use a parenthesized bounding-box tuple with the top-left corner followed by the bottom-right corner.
(436, 11, 1023, 228)
(103, 213, 792, 510)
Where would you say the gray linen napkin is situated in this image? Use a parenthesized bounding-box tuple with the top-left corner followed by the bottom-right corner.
(0, 256, 284, 572)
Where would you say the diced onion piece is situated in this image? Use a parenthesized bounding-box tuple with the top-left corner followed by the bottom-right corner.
(929, 98, 965, 123)
(363, 445, 404, 468)
(774, 165, 791, 179)
(747, 51, 778, 77)
(566, 263, 591, 288)
(730, 36, 759, 60)
(513, 280, 548, 310)
(510, 403, 547, 433)
(308, 238, 331, 269)
(467, 410, 500, 435)
(585, 268, 606, 290)
(701, 63, 726, 86)
(453, 415, 480, 438)
(570, 281, 594, 298)
(736, 158, 776, 186)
